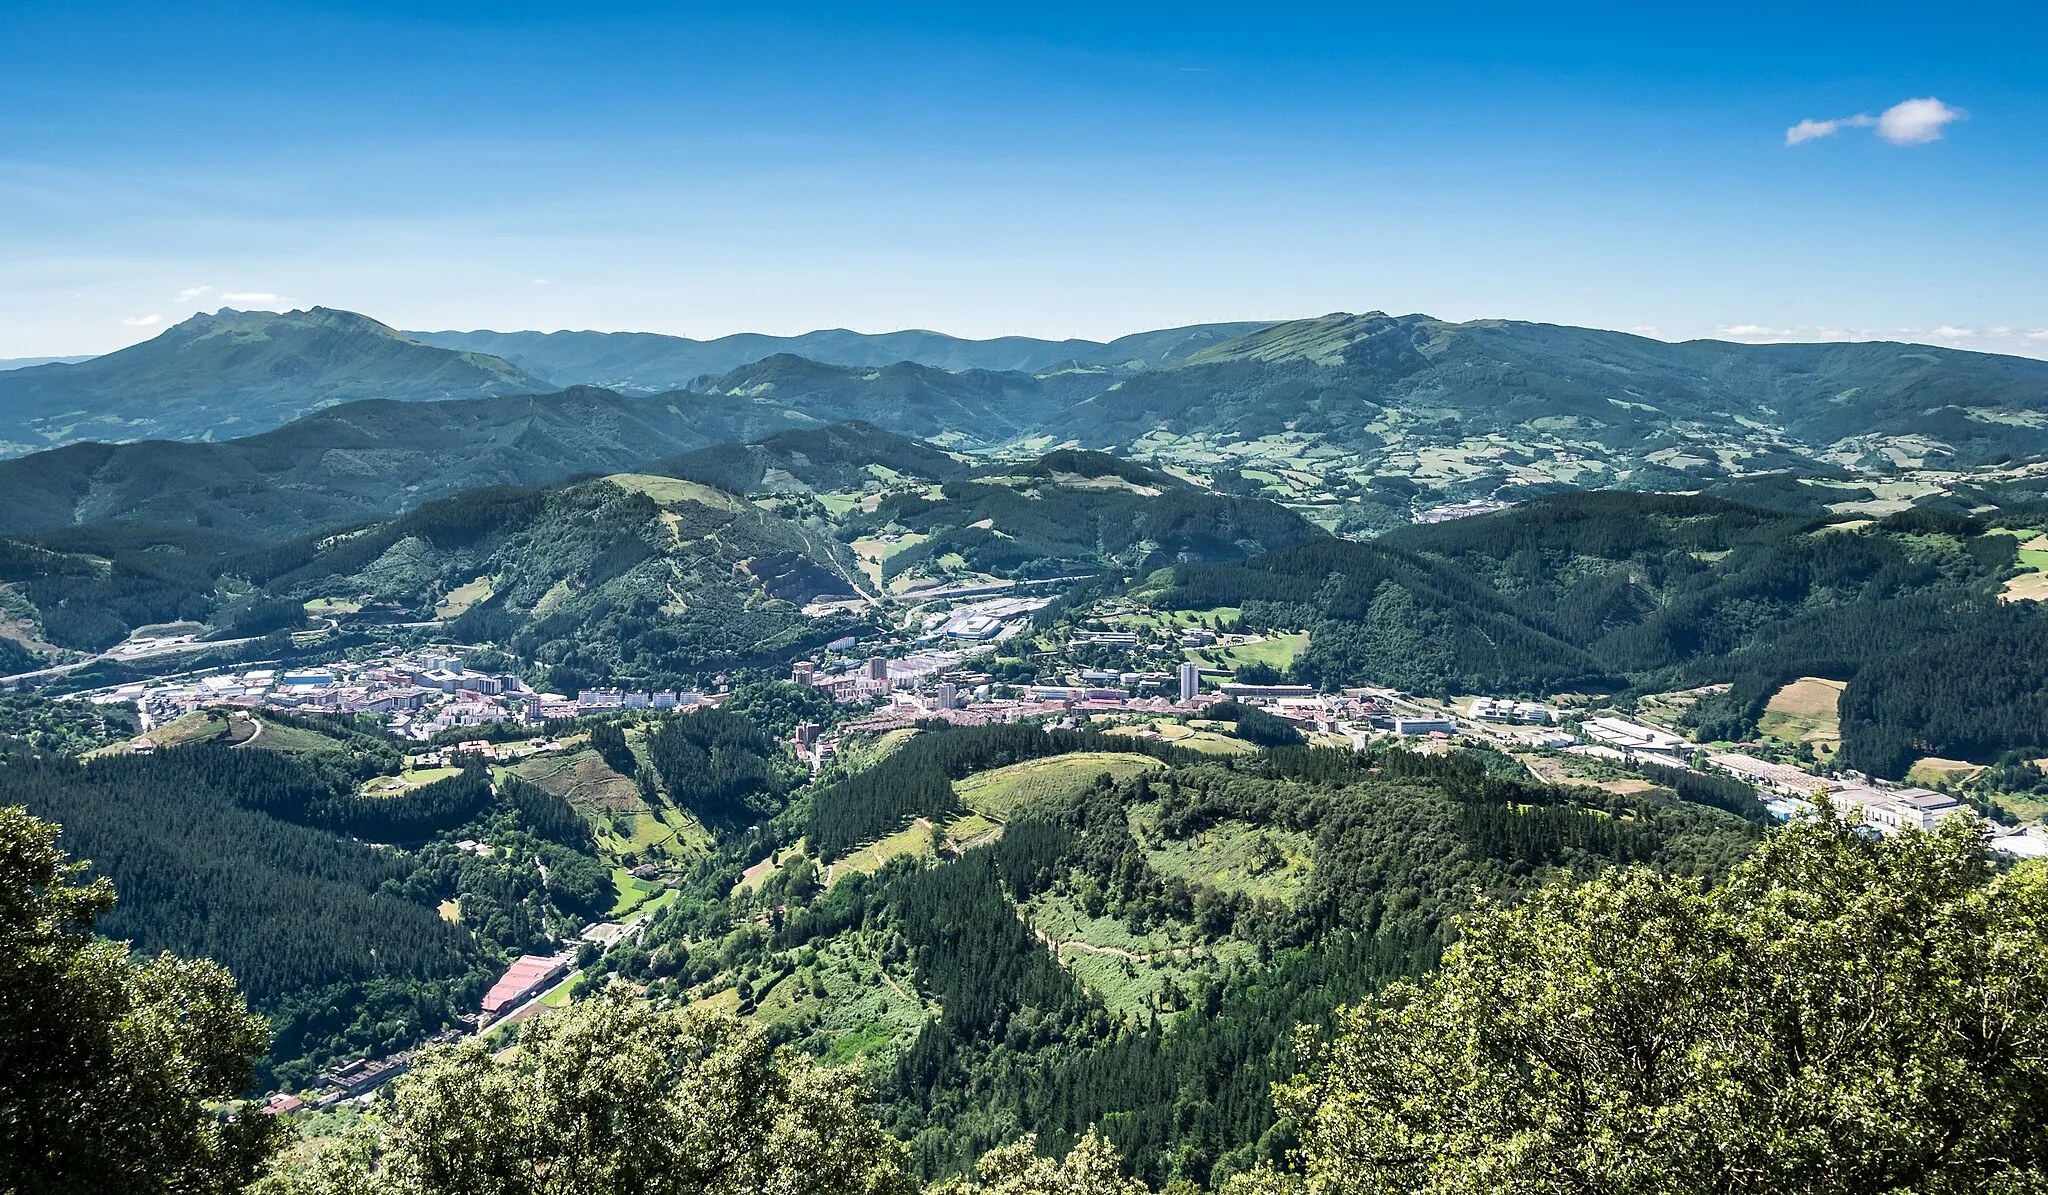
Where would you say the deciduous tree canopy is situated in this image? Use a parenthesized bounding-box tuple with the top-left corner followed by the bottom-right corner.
(264, 995, 918, 1195)
(1256, 814, 2048, 1195)
(0, 805, 283, 1195)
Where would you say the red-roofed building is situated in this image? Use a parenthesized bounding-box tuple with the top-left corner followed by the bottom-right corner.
(481, 953, 571, 1021)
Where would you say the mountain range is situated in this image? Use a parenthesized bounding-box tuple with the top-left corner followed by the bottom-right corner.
(8, 305, 2048, 547)
(1123, 312, 2048, 462)
(13, 305, 2048, 482)
(406, 321, 1274, 392)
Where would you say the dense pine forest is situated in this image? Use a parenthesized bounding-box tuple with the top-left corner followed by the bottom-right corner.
(0, 711, 628, 1088)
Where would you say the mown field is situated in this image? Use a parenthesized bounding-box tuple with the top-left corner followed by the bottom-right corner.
(1756, 676, 1845, 758)
(954, 752, 1167, 819)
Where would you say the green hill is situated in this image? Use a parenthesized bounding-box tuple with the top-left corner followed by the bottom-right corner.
(1140, 489, 2048, 776)
(623, 727, 1762, 1185)
(263, 473, 871, 686)
(849, 449, 1327, 591)
(1148, 536, 1609, 695)
(646, 420, 973, 494)
(0, 308, 549, 455)
(0, 385, 805, 540)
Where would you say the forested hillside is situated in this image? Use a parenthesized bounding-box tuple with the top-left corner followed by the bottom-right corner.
(1145, 490, 2048, 775)
(0, 522, 287, 654)
(851, 451, 1326, 588)
(408, 321, 1273, 391)
(648, 420, 972, 494)
(1062, 312, 2048, 469)
(690, 355, 1104, 446)
(1144, 537, 1606, 695)
(261, 474, 871, 689)
(0, 701, 642, 1089)
(0, 384, 803, 539)
(593, 723, 1761, 1187)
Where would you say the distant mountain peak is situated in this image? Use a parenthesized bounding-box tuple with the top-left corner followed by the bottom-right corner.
(1171, 310, 1423, 368)
(0, 306, 550, 457)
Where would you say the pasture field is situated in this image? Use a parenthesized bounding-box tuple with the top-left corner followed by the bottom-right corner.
(436, 575, 495, 619)
(1106, 605, 1244, 632)
(939, 811, 1003, 852)
(358, 765, 462, 797)
(144, 710, 232, 749)
(829, 819, 935, 883)
(821, 726, 920, 780)
(607, 869, 664, 918)
(1905, 757, 1986, 789)
(602, 473, 746, 511)
(1757, 677, 1845, 757)
(1107, 721, 1254, 755)
(303, 597, 363, 614)
(508, 747, 640, 812)
(1187, 632, 1308, 672)
(238, 716, 349, 755)
(953, 752, 1165, 819)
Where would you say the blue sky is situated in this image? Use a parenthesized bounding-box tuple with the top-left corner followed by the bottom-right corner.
(2, 1, 2043, 357)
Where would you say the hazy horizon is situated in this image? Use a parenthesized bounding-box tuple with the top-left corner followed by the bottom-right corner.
(10, 303, 2048, 367)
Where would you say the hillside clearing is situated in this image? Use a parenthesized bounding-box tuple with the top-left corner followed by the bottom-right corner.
(1758, 677, 1845, 756)
(829, 819, 935, 883)
(954, 752, 1166, 819)
(1905, 757, 1986, 788)
(509, 747, 640, 812)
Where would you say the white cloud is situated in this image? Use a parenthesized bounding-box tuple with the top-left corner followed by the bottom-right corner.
(122, 314, 164, 327)
(1712, 324, 1868, 344)
(220, 291, 282, 304)
(177, 285, 215, 300)
(1785, 97, 1962, 147)
(1877, 97, 1964, 145)
(532, 278, 551, 286)
(1784, 114, 1874, 145)
(1705, 322, 2048, 359)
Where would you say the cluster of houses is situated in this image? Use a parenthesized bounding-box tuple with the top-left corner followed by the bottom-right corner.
(102, 649, 725, 741)
(261, 1028, 464, 1115)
